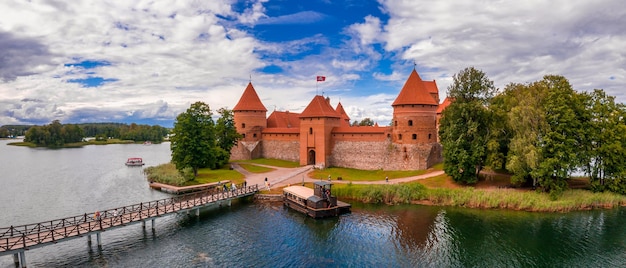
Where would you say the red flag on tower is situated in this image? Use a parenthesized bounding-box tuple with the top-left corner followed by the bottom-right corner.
(316, 76, 326, 82)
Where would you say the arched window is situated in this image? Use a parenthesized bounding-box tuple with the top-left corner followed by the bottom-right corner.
(242, 123, 246, 129)
(398, 134, 402, 140)
(412, 134, 417, 140)
(309, 127, 313, 134)
(408, 120, 413, 126)
(242, 134, 246, 138)
(394, 121, 398, 127)
(253, 133, 257, 138)
(428, 133, 432, 140)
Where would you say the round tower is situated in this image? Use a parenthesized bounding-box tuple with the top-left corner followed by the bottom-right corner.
(391, 69, 438, 144)
(232, 82, 267, 142)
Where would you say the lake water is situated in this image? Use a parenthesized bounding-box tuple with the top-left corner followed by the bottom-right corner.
(1, 139, 625, 267)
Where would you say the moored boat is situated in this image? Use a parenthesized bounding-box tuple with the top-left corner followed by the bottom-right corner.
(125, 157, 145, 166)
(283, 181, 351, 218)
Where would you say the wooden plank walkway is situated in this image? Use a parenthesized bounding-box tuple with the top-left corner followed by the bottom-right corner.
(0, 184, 258, 257)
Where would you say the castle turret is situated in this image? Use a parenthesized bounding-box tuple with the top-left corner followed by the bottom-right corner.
(391, 69, 439, 144)
(298, 95, 342, 167)
(233, 82, 267, 141)
(231, 82, 267, 160)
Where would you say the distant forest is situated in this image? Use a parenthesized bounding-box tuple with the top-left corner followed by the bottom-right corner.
(0, 121, 170, 146)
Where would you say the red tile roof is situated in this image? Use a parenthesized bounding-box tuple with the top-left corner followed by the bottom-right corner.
(267, 111, 300, 128)
(233, 82, 267, 111)
(437, 97, 453, 114)
(424, 80, 439, 94)
(335, 102, 351, 127)
(299, 95, 341, 118)
(392, 69, 438, 106)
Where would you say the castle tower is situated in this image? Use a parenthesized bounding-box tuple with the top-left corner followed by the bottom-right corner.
(391, 69, 439, 144)
(231, 82, 267, 159)
(335, 102, 351, 127)
(299, 95, 342, 167)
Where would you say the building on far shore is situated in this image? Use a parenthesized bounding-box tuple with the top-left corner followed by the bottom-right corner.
(230, 69, 451, 170)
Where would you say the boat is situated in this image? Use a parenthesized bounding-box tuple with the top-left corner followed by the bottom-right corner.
(283, 181, 351, 218)
(125, 157, 145, 166)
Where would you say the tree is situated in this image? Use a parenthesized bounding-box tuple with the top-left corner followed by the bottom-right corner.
(215, 108, 241, 167)
(505, 82, 548, 187)
(170, 102, 216, 177)
(582, 89, 626, 193)
(439, 67, 496, 184)
(351, 118, 375, 126)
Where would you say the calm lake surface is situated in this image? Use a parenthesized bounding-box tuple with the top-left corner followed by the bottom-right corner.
(1, 139, 626, 267)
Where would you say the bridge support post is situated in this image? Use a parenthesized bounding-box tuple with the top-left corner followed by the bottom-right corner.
(87, 234, 92, 244)
(18, 251, 26, 268)
(228, 200, 232, 207)
(96, 232, 102, 247)
(142, 220, 146, 229)
(151, 219, 155, 231)
(13, 253, 19, 266)
(195, 208, 200, 217)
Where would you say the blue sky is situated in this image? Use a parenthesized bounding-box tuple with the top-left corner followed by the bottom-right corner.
(0, 0, 624, 127)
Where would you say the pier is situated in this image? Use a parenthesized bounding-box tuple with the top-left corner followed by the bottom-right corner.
(0, 184, 258, 267)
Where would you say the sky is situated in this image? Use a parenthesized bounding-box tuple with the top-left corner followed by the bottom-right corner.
(0, 0, 624, 128)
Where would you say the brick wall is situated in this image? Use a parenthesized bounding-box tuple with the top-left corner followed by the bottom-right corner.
(329, 140, 442, 170)
(261, 140, 300, 162)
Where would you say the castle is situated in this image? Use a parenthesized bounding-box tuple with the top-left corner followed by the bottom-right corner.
(230, 69, 451, 170)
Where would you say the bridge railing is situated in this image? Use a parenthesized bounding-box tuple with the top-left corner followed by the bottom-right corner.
(0, 184, 258, 252)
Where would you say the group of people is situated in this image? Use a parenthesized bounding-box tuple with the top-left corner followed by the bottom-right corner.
(222, 181, 248, 192)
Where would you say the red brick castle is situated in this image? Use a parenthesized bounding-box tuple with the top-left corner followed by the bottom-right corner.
(230, 69, 450, 170)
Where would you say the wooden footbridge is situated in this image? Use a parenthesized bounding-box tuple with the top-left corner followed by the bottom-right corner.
(0, 184, 258, 267)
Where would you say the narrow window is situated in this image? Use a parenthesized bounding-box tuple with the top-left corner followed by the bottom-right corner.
(253, 133, 257, 138)
(242, 134, 246, 138)
(412, 134, 417, 140)
(309, 127, 313, 134)
(428, 133, 432, 140)
(242, 123, 246, 129)
(394, 121, 398, 127)
(408, 120, 413, 126)
(398, 134, 402, 140)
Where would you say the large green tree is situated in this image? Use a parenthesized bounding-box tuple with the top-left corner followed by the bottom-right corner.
(582, 89, 626, 193)
(214, 108, 241, 168)
(439, 67, 497, 184)
(170, 102, 216, 177)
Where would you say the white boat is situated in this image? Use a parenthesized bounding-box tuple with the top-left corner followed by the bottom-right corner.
(125, 158, 145, 166)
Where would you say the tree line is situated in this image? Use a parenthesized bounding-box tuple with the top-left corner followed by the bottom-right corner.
(21, 121, 170, 146)
(439, 67, 626, 197)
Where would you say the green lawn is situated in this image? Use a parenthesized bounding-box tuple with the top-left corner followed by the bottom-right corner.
(145, 162, 245, 186)
(234, 158, 300, 168)
(309, 167, 428, 182)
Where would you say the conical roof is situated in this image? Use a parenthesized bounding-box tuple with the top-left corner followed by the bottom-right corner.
(392, 69, 438, 106)
(299, 95, 341, 118)
(233, 82, 267, 111)
(336, 102, 350, 121)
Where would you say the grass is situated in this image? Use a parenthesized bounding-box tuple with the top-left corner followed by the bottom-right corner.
(238, 163, 275, 173)
(327, 179, 626, 212)
(421, 187, 626, 212)
(144, 162, 245, 187)
(309, 167, 428, 182)
(234, 158, 300, 168)
(417, 174, 459, 188)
